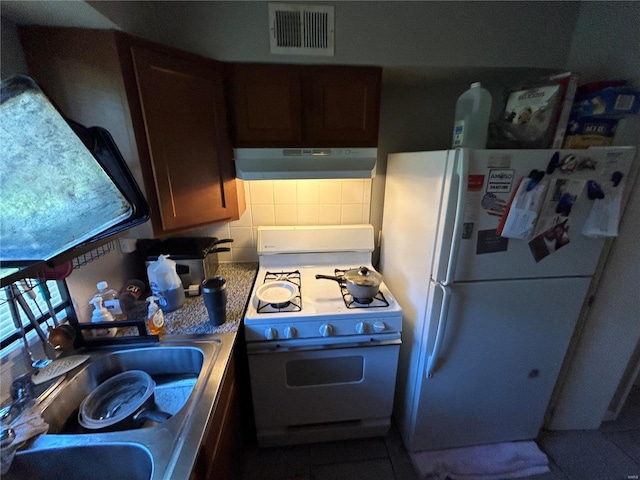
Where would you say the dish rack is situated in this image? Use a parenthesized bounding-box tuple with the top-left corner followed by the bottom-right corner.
(1, 242, 157, 354)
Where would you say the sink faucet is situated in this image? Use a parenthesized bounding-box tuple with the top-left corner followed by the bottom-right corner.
(1, 373, 44, 476)
(2, 374, 36, 423)
(0, 419, 16, 475)
(0, 377, 29, 474)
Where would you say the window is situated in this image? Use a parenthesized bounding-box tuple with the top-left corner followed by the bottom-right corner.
(1, 279, 70, 352)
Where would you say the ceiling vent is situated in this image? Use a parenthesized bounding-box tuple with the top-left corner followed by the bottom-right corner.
(268, 3, 334, 56)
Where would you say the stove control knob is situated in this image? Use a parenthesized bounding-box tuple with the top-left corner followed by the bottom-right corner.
(284, 326, 297, 339)
(355, 322, 367, 334)
(319, 324, 333, 337)
(373, 321, 386, 333)
(265, 327, 277, 340)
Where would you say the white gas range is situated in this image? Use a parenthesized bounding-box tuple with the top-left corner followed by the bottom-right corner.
(244, 225, 403, 447)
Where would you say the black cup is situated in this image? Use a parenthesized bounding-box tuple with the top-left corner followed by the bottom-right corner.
(202, 277, 227, 326)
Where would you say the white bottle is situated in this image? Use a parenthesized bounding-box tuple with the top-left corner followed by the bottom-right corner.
(146, 254, 185, 313)
(94, 281, 125, 320)
(452, 82, 492, 149)
(89, 296, 117, 338)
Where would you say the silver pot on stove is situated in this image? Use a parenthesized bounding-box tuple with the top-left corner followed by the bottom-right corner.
(316, 266, 383, 303)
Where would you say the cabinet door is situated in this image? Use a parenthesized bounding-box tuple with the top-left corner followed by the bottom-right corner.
(191, 348, 241, 480)
(131, 47, 238, 231)
(229, 64, 302, 146)
(309, 67, 381, 146)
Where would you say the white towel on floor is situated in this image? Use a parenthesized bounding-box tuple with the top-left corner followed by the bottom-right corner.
(410, 441, 550, 480)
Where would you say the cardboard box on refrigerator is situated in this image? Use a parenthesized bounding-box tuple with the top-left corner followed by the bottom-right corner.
(563, 116, 620, 148)
(570, 86, 640, 117)
(563, 85, 640, 148)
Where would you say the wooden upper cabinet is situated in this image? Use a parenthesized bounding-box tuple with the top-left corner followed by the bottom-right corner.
(229, 64, 302, 145)
(131, 47, 239, 231)
(229, 64, 381, 147)
(309, 67, 381, 145)
(19, 26, 244, 237)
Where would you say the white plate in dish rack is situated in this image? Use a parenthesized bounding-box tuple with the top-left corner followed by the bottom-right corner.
(31, 355, 90, 385)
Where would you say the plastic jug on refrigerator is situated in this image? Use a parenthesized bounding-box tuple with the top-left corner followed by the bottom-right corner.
(452, 82, 492, 149)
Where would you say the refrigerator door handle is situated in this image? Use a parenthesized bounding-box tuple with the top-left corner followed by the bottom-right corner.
(426, 282, 451, 378)
(443, 151, 468, 286)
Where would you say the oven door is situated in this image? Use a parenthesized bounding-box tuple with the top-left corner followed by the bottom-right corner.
(247, 333, 401, 433)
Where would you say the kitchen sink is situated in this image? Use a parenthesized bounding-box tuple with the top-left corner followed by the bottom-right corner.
(40, 345, 204, 433)
(4, 443, 153, 480)
(8, 333, 235, 480)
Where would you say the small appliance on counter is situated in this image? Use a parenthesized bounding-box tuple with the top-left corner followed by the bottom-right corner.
(142, 237, 233, 291)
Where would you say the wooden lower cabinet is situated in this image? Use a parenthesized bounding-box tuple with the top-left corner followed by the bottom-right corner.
(191, 347, 242, 480)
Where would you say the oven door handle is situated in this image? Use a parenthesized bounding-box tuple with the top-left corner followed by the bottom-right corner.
(246, 332, 401, 354)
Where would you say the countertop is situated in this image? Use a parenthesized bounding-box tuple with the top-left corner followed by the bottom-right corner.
(163, 262, 257, 336)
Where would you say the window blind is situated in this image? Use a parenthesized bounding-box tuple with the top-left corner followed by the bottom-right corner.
(0, 280, 68, 350)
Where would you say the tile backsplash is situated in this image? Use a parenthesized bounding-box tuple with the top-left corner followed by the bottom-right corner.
(199, 179, 372, 262)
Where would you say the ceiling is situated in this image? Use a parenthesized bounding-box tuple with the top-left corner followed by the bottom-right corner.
(0, 1, 567, 87)
(1, 0, 116, 29)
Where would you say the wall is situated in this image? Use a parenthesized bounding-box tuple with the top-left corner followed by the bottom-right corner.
(65, 244, 139, 323)
(1, 1, 115, 29)
(0, 16, 27, 77)
(546, 0, 640, 430)
(90, 1, 578, 69)
(370, 81, 469, 261)
(66, 178, 371, 319)
(153, 178, 373, 263)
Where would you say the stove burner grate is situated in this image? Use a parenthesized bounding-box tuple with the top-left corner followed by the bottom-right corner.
(334, 269, 390, 309)
(256, 270, 302, 313)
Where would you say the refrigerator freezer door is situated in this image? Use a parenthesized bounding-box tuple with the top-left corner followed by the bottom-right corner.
(436, 148, 635, 282)
(381, 150, 455, 292)
(409, 276, 591, 452)
(380, 150, 454, 440)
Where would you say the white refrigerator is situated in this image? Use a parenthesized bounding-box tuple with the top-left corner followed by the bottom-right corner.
(379, 147, 635, 452)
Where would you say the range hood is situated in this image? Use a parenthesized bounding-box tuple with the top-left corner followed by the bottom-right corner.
(234, 148, 377, 180)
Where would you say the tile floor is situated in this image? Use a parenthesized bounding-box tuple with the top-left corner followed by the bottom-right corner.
(241, 384, 640, 480)
(241, 425, 418, 480)
(531, 383, 640, 480)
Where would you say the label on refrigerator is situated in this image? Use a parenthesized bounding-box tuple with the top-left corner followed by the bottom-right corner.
(582, 179, 625, 237)
(497, 177, 548, 239)
(476, 229, 509, 255)
(467, 174, 485, 192)
(487, 169, 515, 193)
(481, 193, 508, 218)
(487, 153, 512, 169)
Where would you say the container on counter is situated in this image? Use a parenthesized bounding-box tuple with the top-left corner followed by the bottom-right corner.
(119, 279, 147, 316)
(146, 296, 165, 336)
(143, 236, 233, 289)
(93, 281, 125, 320)
(146, 254, 185, 313)
(89, 296, 117, 338)
(202, 277, 227, 326)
